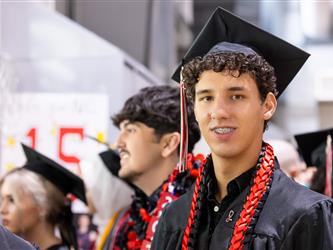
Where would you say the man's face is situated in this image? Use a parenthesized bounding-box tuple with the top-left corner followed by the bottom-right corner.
(194, 70, 275, 159)
(116, 120, 162, 182)
(0, 178, 40, 236)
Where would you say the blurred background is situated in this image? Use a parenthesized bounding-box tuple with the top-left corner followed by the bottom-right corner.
(0, 0, 333, 171)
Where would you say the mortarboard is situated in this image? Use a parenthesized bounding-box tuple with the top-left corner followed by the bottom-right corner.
(174, 7, 310, 171)
(295, 128, 333, 197)
(21, 143, 87, 204)
(172, 7, 310, 98)
(295, 128, 333, 167)
(99, 149, 121, 177)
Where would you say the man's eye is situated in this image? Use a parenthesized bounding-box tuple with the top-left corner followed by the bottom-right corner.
(231, 95, 243, 101)
(126, 127, 136, 133)
(199, 96, 213, 102)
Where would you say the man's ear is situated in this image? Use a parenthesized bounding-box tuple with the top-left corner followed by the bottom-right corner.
(160, 132, 181, 158)
(263, 92, 277, 120)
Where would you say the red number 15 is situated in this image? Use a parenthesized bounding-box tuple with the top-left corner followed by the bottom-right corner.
(26, 127, 84, 165)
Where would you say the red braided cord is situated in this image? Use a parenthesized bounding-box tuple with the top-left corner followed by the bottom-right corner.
(228, 144, 275, 250)
(181, 165, 204, 250)
(181, 145, 275, 250)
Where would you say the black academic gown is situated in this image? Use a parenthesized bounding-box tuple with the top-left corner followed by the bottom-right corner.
(46, 243, 70, 250)
(0, 225, 36, 250)
(151, 163, 333, 250)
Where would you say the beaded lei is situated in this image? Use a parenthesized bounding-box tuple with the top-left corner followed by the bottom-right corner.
(113, 153, 206, 250)
(181, 143, 275, 250)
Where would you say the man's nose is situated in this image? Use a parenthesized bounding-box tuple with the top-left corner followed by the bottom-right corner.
(209, 99, 230, 120)
(115, 132, 125, 149)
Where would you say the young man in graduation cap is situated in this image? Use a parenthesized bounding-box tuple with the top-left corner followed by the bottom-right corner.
(295, 128, 333, 197)
(97, 85, 203, 250)
(151, 7, 333, 250)
(0, 144, 87, 250)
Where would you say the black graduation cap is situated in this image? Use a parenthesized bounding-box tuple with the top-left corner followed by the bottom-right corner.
(99, 149, 121, 177)
(21, 143, 87, 204)
(295, 128, 333, 197)
(172, 7, 310, 98)
(294, 128, 333, 167)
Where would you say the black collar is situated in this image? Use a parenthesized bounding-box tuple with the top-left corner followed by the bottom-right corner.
(206, 157, 255, 203)
(132, 183, 163, 213)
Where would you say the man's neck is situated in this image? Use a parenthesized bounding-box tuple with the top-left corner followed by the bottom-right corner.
(212, 143, 262, 202)
(133, 156, 178, 196)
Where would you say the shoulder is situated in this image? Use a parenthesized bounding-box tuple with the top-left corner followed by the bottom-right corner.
(255, 168, 333, 238)
(271, 168, 331, 209)
(151, 190, 194, 250)
(0, 225, 36, 250)
(46, 244, 70, 250)
(97, 206, 130, 250)
(276, 186, 333, 249)
(159, 186, 194, 232)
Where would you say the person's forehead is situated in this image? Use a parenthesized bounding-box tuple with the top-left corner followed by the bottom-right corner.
(1, 178, 25, 202)
(2, 174, 21, 190)
(119, 120, 142, 128)
(119, 120, 155, 134)
(195, 71, 257, 90)
(1, 179, 14, 194)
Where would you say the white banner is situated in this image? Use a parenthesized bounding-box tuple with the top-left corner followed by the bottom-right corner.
(1, 93, 109, 176)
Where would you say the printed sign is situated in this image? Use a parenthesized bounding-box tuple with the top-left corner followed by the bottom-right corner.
(0, 93, 109, 175)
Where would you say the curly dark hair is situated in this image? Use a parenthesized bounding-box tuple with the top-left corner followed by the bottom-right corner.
(182, 52, 278, 130)
(112, 85, 200, 153)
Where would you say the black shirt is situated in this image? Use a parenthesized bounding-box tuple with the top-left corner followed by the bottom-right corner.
(207, 166, 254, 231)
(196, 162, 255, 249)
(46, 243, 70, 250)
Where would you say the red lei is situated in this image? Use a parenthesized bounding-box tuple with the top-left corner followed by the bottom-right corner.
(181, 144, 275, 250)
(141, 185, 178, 249)
(114, 153, 205, 250)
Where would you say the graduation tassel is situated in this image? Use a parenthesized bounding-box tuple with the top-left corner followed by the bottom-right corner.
(324, 134, 332, 197)
(178, 67, 188, 172)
